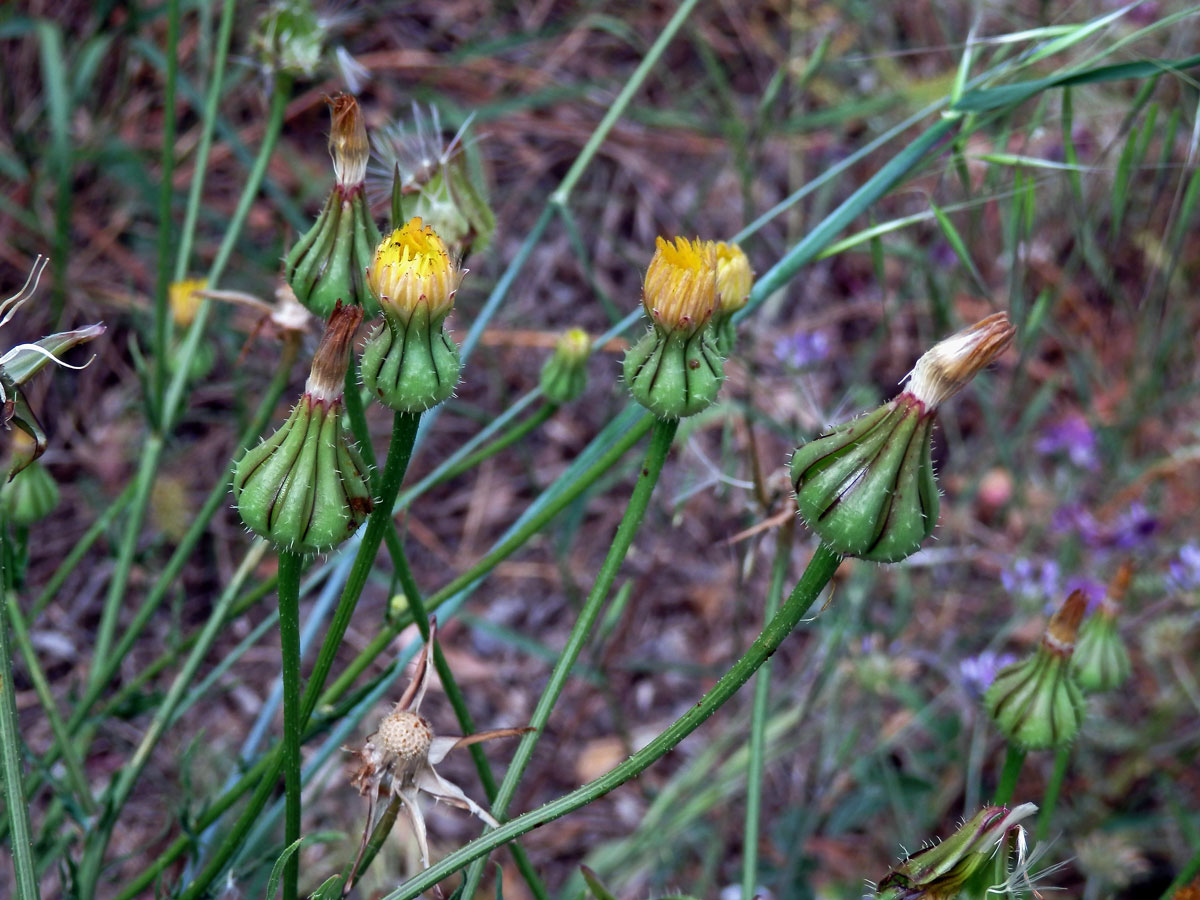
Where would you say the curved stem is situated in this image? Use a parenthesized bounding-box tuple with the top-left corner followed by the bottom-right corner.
(459, 417, 678, 899)
(993, 744, 1027, 806)
(1036, 746, 1070, 842)
(437, 403, 557, 484)
(385, 543, 843, 900)
(278, 550, 306, 900)
(741, 521, 793, 900)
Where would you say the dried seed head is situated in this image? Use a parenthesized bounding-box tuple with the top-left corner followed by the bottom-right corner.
(304, 301, 363, 403)
(642, 236, 718, 336)
(367, 217, 461, 323)
(903, 312, 1015, 410)
(375, 710, 434, 762)
(328, 93, 369, 189)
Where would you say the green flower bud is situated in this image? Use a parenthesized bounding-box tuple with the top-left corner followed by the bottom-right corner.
(540, 328, 590, 405)
(1072, 562, 1133, 693)
(253, 0, 324, 80)
(234, 303, 373, 554)
(623, 236, 725, 420)
(284, 95, 381, 319)
(873, 803, 1037, 900)
(360, 218, 463, 412)
(986, 590, 1088, 750)
(3, 456, 59, 526)
(791, 313, 1014, 562)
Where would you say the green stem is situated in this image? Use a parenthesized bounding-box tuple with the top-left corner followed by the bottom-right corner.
(344, 794, 403, 892)
(173, 411, 420, 900)
(741, 521, 793, 900)
(322, 413, 655, 708)
(74, 543, 266, 898)
(993, 744, 1027, 806)
(1036, 746, 1070, 842)
(278, 550, 306, 900)
(151, 0, 181, 420)
(460, 418, 678, 898)
(385, 544, 843, 900)
(5, 593, 94, 815)
(1160, 842, 1200, 900)
(0, 541, 40, 900)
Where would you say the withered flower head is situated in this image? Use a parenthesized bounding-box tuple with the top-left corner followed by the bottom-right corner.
(348, 619, 530, 875)
(304, 300, 362, 402)
(328, 93, 369, 189)
(902, 312, 1015, 410)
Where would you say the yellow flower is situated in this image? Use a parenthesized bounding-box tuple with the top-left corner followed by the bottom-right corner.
(367, 217, 461, 322)
(714, 241, 752, 315)
(169, 278, 207, 327)
(642, 236, 717, 336)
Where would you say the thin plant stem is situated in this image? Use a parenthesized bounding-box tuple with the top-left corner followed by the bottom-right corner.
(4, 593, 94, 815)
(0, 542, 40, 900)
(993, 744, 1027, 805)
(384, 544, 844, 900)
(1160, 841, 1200, 900)
(1036, 746, 1070, 842)
(74, 543, 266, 899)
(460, 418, 679, 899)
(150, 0, 180, 420)
(741, 520, 793, 900)
(173, 411, 420, 900)
(278, 550, 306, 900)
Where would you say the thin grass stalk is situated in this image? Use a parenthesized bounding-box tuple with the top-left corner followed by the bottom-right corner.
(278, 550, 306, 900)
(0, 546, 41, 900)
(4, 593, 94, 815)
(1036, 746, 1070, 841)
(435, 403, 557, 484)
(740, 520, 793, 900)
(173, 411, 420, 900)
(86, 76, 293, 695)
(459, 418, 679, 899)
(993, 744, 1027, 805)
(171, 0, 237, 284)
(150, 0, 181, 420)
(384, 544, 843, 900)
(74, 542, 267, 898)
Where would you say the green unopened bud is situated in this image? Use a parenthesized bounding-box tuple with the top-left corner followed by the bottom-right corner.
(3, 446, 58, 526)
(234, 303, 373, 554)
(711, 242, 752, 356)
(874, 803, 1037, 900)
(360, 218, 463, 412)
(986, 590, 1088, 750)
(791, 313, 1013, 562)
(254, 0, 324, 79)
(284, 95, 381, 319)
(1073, 562, 1133, 693)
(623, 236, 724, 420)
(407, 159, 496, 258)
(540, 329, 590, 405)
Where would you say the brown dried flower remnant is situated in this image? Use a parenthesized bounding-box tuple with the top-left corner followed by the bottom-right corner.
(328, 92, 369, 189)
(348, 620, 530, 885)
(902, 311, 1015, 410)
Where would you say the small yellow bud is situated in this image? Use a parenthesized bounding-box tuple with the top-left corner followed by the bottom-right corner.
(169, 278, 208, 328)
(367, 218, 461, 323)
(714, 242, 752, 316)
(328, 93, 369, 189)
(642, 236, 717, 336)
(903, 311, 1015, 410)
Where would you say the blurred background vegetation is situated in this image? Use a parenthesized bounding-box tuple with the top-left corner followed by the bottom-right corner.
(1, 0, 1199, 898)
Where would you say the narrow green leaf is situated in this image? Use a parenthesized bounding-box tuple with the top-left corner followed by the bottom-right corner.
(581, 866, 619, 900)
(266, 838, 305, 900)
(929, 199, 988, 295)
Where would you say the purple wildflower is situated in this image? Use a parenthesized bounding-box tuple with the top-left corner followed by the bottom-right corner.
(959, 650, 1016, 699)
(773, 330, 830, 369)
(1168, 544, 1200, 593)
(1002, 558, 1061, 603)
(1036, 413, 1099, 470)
(1063, 576, 1106, 613)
